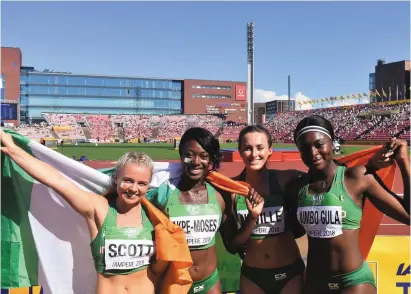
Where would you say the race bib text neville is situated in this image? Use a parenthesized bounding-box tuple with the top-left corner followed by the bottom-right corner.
(237, 206, 285, 235)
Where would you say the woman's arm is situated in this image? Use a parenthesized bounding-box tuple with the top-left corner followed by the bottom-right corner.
(215, 189, 238, 254)
(219, 188, 264, 254)
(283, 172, 307, 238)
(218, 191, 242, 255)
(150, 259, 171, 292)
(1, 130, 97, 218)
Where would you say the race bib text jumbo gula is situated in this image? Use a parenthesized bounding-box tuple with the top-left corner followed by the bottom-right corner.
(297, 206, 343, 238)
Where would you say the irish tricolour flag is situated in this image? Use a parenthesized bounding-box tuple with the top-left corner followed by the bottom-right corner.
(1, 129, 183, 294)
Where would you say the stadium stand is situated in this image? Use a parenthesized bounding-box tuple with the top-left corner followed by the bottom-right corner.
(22, 113, 225, 142)
(264, 102, 410, 143)
(13, 102, 409, 144)
(43, 113, 86, 140)
(13, 122, 53, 141)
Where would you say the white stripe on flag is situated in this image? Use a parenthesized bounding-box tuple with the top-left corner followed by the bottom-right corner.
(24, 139, 183, 293)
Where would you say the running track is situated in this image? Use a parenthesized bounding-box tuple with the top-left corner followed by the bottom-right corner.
(84, 159, 409, 236)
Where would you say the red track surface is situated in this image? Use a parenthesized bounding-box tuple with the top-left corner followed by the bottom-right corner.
(84, 159, 409, 236)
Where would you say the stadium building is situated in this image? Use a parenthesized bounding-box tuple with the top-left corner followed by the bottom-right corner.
(183, 79, 247, 124)
(19, 67, 183, 124)
(1, 47, 247, 126)
(1, 47, 21, 127)
(253, 102, 266, 124)
(265, 100, 296, 120)
(369, 59, 410, 103)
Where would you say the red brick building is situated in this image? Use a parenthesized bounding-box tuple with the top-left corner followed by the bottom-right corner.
(1, 47, 21, 126)
(183, 79, 247, 123)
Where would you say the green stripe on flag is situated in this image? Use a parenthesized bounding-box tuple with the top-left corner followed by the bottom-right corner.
(98, 166, 115, 175)
(1, 129, 39, 287)
(1, 129, 243, 292)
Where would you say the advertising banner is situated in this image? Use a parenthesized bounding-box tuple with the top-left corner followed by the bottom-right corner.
(235, 85, 246, 101)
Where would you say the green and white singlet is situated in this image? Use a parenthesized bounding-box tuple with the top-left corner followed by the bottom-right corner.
(297, 166, 362, 238)
(90, 203, 155, 275)
(148, 181, 223, 250)
(235, 171, 287, 239)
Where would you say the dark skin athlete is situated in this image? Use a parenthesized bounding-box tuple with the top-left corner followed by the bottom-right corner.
(286, 132, 410, 294)
(220, 131, 304, 294)
(178, 139, 227, 294)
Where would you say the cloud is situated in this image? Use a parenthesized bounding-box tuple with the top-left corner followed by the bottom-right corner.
(254, 89, 371, 111)
(253, 89, 313, 110)
(254, 89, 290, 103)
(294, 92, 313, 110)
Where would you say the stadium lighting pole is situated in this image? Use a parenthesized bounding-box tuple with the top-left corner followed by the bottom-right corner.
(247, 22, 254, 125)
(288, 75, 291, 111)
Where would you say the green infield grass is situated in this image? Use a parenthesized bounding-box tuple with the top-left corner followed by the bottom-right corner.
(54, 143, 375, 161)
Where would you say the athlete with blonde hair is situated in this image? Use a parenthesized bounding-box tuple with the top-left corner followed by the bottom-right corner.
(0, 129, 169, 294)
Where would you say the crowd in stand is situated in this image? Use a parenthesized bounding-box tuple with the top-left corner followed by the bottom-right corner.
(44, 113, 86, 139)
(11, 102, 410, 143)
(261, 102, 410, 143)
(14, 114, 224, 143)
(14, 122, 52, 139)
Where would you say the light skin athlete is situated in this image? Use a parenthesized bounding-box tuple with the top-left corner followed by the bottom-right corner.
(221, 125, 305, 294)
(0, 129, 169, 294)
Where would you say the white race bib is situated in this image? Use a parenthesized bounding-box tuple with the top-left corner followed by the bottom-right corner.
(170, 215, 219, 246)
(104, 239, 155, 270)
(237, 206, 285, 235)
(297, 206, 343, 238)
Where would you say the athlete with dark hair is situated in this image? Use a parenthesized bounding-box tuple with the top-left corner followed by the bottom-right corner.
(148, 127, 229, 294)
(221, 125, 306, 294)
(288, 115, 410, 294)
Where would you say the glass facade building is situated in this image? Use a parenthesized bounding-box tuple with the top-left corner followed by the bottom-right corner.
(265, 100, 295, 118)
(0, 74, 17, 121)
(369, 73, 375, 91)
(20, 68, 183, 123)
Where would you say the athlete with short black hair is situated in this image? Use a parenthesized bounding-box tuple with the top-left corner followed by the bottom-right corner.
(287, 115, 410, 294)
(147, 127, 229, 294)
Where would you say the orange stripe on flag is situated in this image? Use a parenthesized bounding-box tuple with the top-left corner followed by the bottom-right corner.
(141, 197, 193, 294)
(337, 146, 396, 259)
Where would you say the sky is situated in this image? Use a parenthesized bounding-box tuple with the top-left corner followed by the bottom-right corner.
(1, 1, 410, 110)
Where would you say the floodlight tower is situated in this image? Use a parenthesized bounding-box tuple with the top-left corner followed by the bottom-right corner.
(247, 22, 254, 125)
(288, 75, 291, 111)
